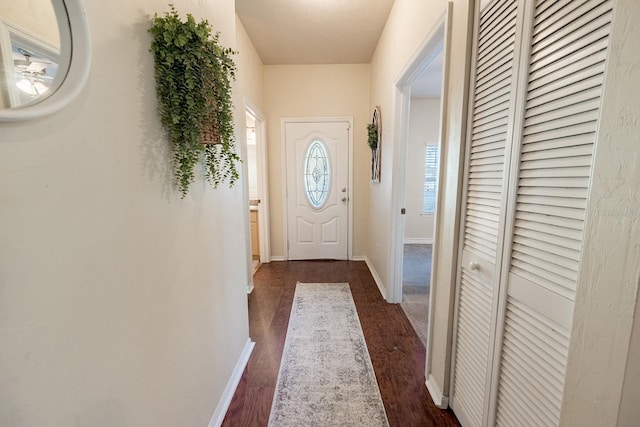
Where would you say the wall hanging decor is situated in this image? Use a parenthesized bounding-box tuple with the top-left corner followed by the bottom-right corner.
(148, 6, 240, 197)
(367, 106, 381, 182)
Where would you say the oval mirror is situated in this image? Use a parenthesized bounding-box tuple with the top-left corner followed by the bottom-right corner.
(0, 0, 91, 121)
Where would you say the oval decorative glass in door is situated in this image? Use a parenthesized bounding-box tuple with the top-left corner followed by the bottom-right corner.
(303, 139, 331, 209)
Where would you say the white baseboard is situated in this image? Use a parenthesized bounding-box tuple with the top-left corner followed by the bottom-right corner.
(426, 374, 449, 409)
(404, 237, 433, 245)
(208, 339, 255, 427)
(270, 256, 286, 262)
(246, 283, 254, 294)
(357, 256, 387, 301)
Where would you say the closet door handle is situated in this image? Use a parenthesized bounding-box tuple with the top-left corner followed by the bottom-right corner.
(469, 262, 480, 272)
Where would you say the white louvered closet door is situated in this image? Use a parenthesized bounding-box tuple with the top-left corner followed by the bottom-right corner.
(451, 0, 615, 426)
(490, 0, 614, 426)
(449, 0, 524, 425)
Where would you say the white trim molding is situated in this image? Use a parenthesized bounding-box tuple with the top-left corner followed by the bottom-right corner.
(426, 373, 449, 409)
(208, 339, 255, 427)
(354, 255, 388, 301)
(403, 238, 434, 245)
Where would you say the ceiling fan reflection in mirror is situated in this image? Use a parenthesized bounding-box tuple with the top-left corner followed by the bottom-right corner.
(13, 47, 56, 97)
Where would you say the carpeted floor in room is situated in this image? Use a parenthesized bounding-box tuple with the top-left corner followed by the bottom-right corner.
(400, 244, 432, 347)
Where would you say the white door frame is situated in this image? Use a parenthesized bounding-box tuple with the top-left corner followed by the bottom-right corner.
(245, 100, 271, 264)
(281, 117, 354, 260)
(388, 3, 453, 408)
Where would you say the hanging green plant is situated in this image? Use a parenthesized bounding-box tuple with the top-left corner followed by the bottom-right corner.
(148, 5, 240, 197)
(367, 106, 381, 182)
(367, 123, 378, 151)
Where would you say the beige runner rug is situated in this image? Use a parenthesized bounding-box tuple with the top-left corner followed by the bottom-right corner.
(268, 282, 389, 427)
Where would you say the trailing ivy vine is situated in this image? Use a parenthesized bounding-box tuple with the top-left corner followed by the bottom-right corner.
(149, 6, 240, 197)
(367, 123, 378, 151)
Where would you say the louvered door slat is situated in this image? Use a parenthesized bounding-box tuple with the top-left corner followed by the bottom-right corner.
(511, 253, 577, 282)
(514, 217, 583, 240)
(453, 271, 494, 426)
(498, 369, 559, 426)
(478, 30, 515, 68)
(517, 194, 587, 209)
(500, 354, 563, 404)
(512, 236, 581, 263)
(534, 0, 598, 37)
(532, 2, 612, 53)
(513, 229, 582, 257)
(476, 49, 513, 83)
(473, 105, 510, 128)
(521, 133, 593, 153)
(477, 19, 517, 61)
(473, 116, 509, 135)
(529, 36, 608, 76)
(512, 243, 577, 275)
(527, 65, 605, 101)
(520, 154, 592, 169)
(524, 97, 601, 126)
(469, 162, 504, 173)
(515, 211, 584, 232)
(525, 87, 601, 119)
(495, 298, 571, 426)
(480, 0, 516, 41)
(476, 60, 513, 92)
(529, 48, 608, 92)
(471, 141, 507, 155)
(534, 0, 564, 17)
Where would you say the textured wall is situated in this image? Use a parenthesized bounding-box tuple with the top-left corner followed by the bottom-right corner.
(561, 0, 640, 424)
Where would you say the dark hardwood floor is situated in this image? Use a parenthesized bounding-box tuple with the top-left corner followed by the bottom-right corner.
(222, 260, 460, 427)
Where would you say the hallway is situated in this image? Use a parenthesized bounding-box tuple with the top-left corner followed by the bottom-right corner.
(222, 261, 459, 426)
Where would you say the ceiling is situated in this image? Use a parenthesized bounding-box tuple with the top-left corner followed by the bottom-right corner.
(235, 0, 441, 99)
(235, 0, 395, 65)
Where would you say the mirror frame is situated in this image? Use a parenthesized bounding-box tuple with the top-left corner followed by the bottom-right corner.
(0, 0, 91, 122)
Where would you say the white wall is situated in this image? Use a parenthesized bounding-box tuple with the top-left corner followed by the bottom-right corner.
(263, 64, 370, 259)
(368, 0, 473, 398)
(618, 295, 640, 426)
(235, 16, 265, 281)
(404, 98, 440, 243)
(0, 1, 252, 425)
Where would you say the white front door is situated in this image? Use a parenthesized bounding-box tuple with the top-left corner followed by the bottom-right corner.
(285, 120, 349, 260)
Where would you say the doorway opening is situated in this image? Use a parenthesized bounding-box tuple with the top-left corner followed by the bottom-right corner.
(400, 51, 444, 347)
(245, 104, 270, 279)
(388, 4, 452, 408)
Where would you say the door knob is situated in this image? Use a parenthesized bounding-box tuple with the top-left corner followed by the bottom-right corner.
(341, 197, 347, 202)
(469, 262, 480, 272)
(341, 187, 347, 192)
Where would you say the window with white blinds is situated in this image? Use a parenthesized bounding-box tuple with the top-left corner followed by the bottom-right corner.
(422, 145, 439, 213)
